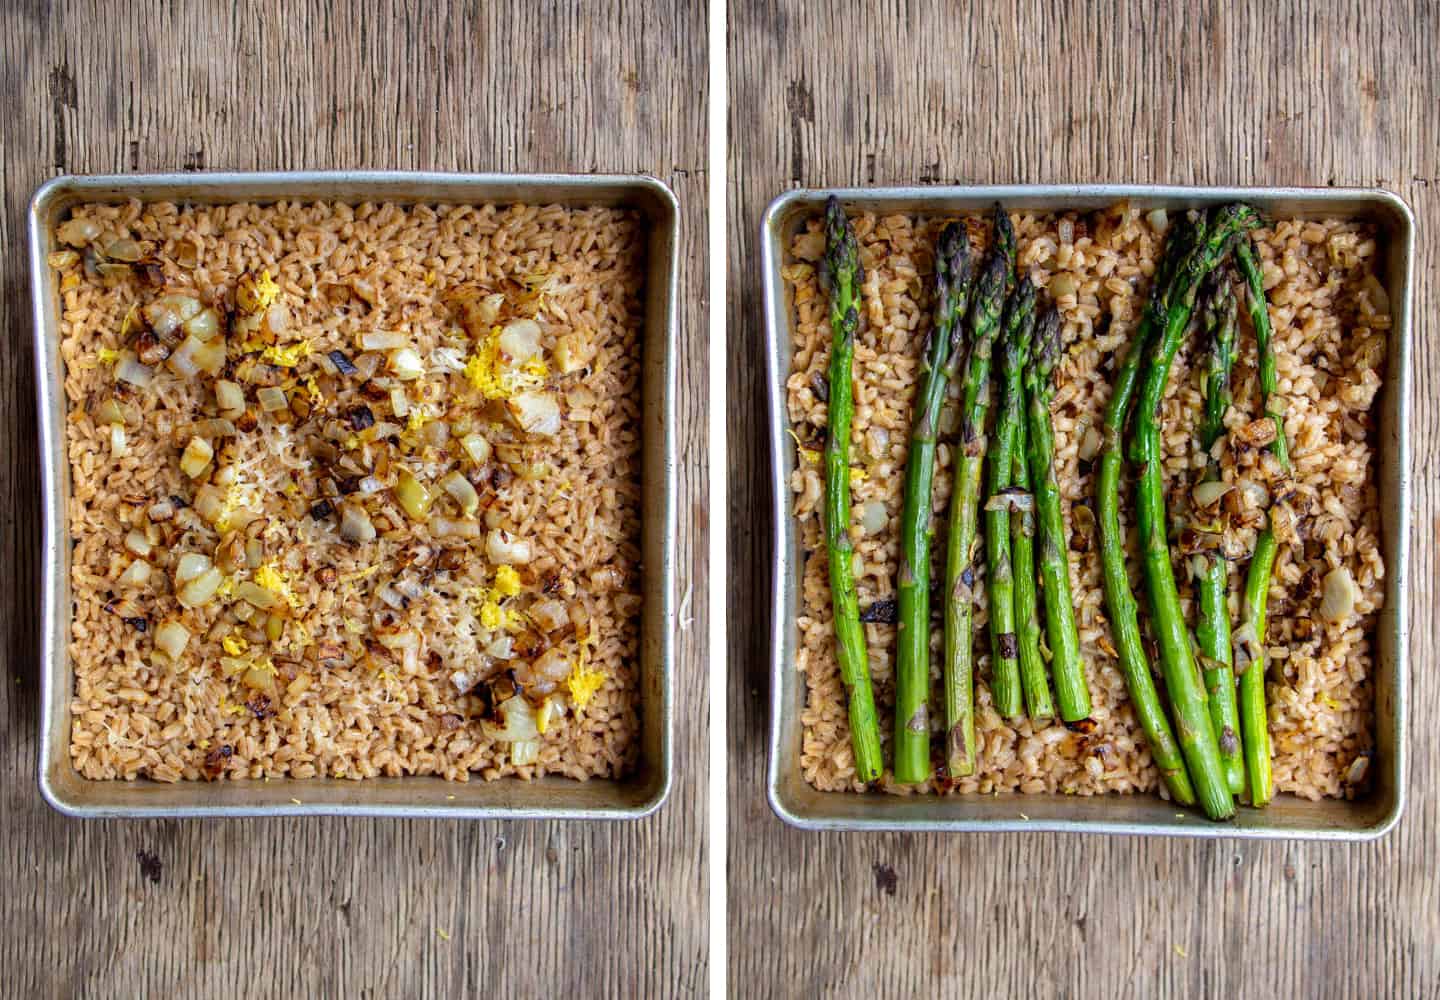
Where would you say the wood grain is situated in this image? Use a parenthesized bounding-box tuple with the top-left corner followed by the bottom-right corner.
(728, 1, 1438, 996)
(0, 1, 707, 996)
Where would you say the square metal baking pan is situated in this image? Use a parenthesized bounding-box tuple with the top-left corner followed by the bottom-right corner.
(764, 185, 1412, 838)
(32, 171, 677, 819)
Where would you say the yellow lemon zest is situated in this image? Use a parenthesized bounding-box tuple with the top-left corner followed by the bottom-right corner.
(303, 375, 323, 404)
(566, 661, 606, 710)
(255, 562, 301, 610)
(494, 565, 521, 597)
(406, 406, 431, 433)
(118, 303, 140, 342)
(252, 269, 280, 312)
(97, 347, 121, 365)
(786, 428, 821, 465)
(259, 339, 313, 368)
(478, 600, 502, 631)
(464, 326, 546, 400)
(222, 634, 248, 656)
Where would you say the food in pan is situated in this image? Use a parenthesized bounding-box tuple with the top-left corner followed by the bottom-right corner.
(53, 198, 645, 783)
(784, 197, 1387, 815)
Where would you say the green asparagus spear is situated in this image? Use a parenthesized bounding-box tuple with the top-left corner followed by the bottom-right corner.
(1129, 204, 1260, 820)
(984, 278, 1036, 720)
(1235, 239, 1289, 473)
(1193, 277, 1245, 795)
(941, 206, 1015, 776)
(1235, 231, 1287, 807)
(1024, 307, 1090, 722)
(1096, 216, 1198, 807)
(819, 196, 883, 784)
(894, 223, 974, 783)
(1002, 295, 1054, 725)
(1238, 528, 1276, 807)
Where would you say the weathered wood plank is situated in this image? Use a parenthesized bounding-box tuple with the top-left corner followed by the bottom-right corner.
(727, 1, 1438, 996)
(0, 1, 707, 995)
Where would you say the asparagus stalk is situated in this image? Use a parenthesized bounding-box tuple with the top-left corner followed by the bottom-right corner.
(1235, 239, 1289, 473)
(1024, 307, 1090, 722)
(1002, 295, 1054, 725)
(1238, 528, 1276, 807)
(1235, 231, 1286, 807)
(893, 223, 974, 783)
(818, 196, 883, 783)
(1193, 278, 1245, 794)
(1095, 216, 1199, 808)
(941, 205, 1015, 776)
(984, 278, 1036, 720)
(1129, 204, 1259, 820)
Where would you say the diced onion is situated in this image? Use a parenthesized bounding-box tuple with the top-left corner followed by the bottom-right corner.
(377, 584, 406, 610)
(389, 388, 410, 419)
(482, 695, 538, 742)
(506, 391, 561, 436)
(339, 503, 376, 543)
(183, 307, 221, 341)
(497, 319, 542, 361)
(394, 469, 433, 521)
(110, 423, 128, 457)
(1146, 208, 1169, 234)
(116, 356, 155, 389)
(193, 484, 226, 524)
(145, 294, 202, 339)
(388, 347, 425, 380)
(106, 238, 144, 262)
(861, 500, 887, 535)
(166, 338, 202, 377)
(441, 470, 480, 516)
(356, 475, 385, 496)
(530, 598, 570, 633)
(1192, 480, 1232, 510)
(421, 420, 450, 448)
(553, 332, 588, 374)
(179, 436, 213, 478)
(236, 580, 278, 610)
(431, 516, 481, 538)
(485, 635, 514, 659)
(219, 656, 249, 678)
(175, 552, 213, 585)
(361, 330, 408, 351)
(154, 621, 191, 659)
(242, 666, 275, 693)
(486, 529, 532, 565)
(95, 398, 127, 426)
(983, 489, 1035, 513)
(531, 645, 571, 683)
(375, 628, 418, 650)
(177, 566, 224, 608)
(1319, 567, 1357, 624)
(461, 432, 492, 466)
(213, 383, 244, 417)
(510, 739, 540, 766)
(57, 217, 101, 247)
(124, 529, 152, 557)
(257, 387, 289, 412)
(118, 559, 151, 587)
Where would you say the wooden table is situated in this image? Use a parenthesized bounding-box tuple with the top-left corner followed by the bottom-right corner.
(0, 2, 707, 994)
(728, 2, 1438, 995)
